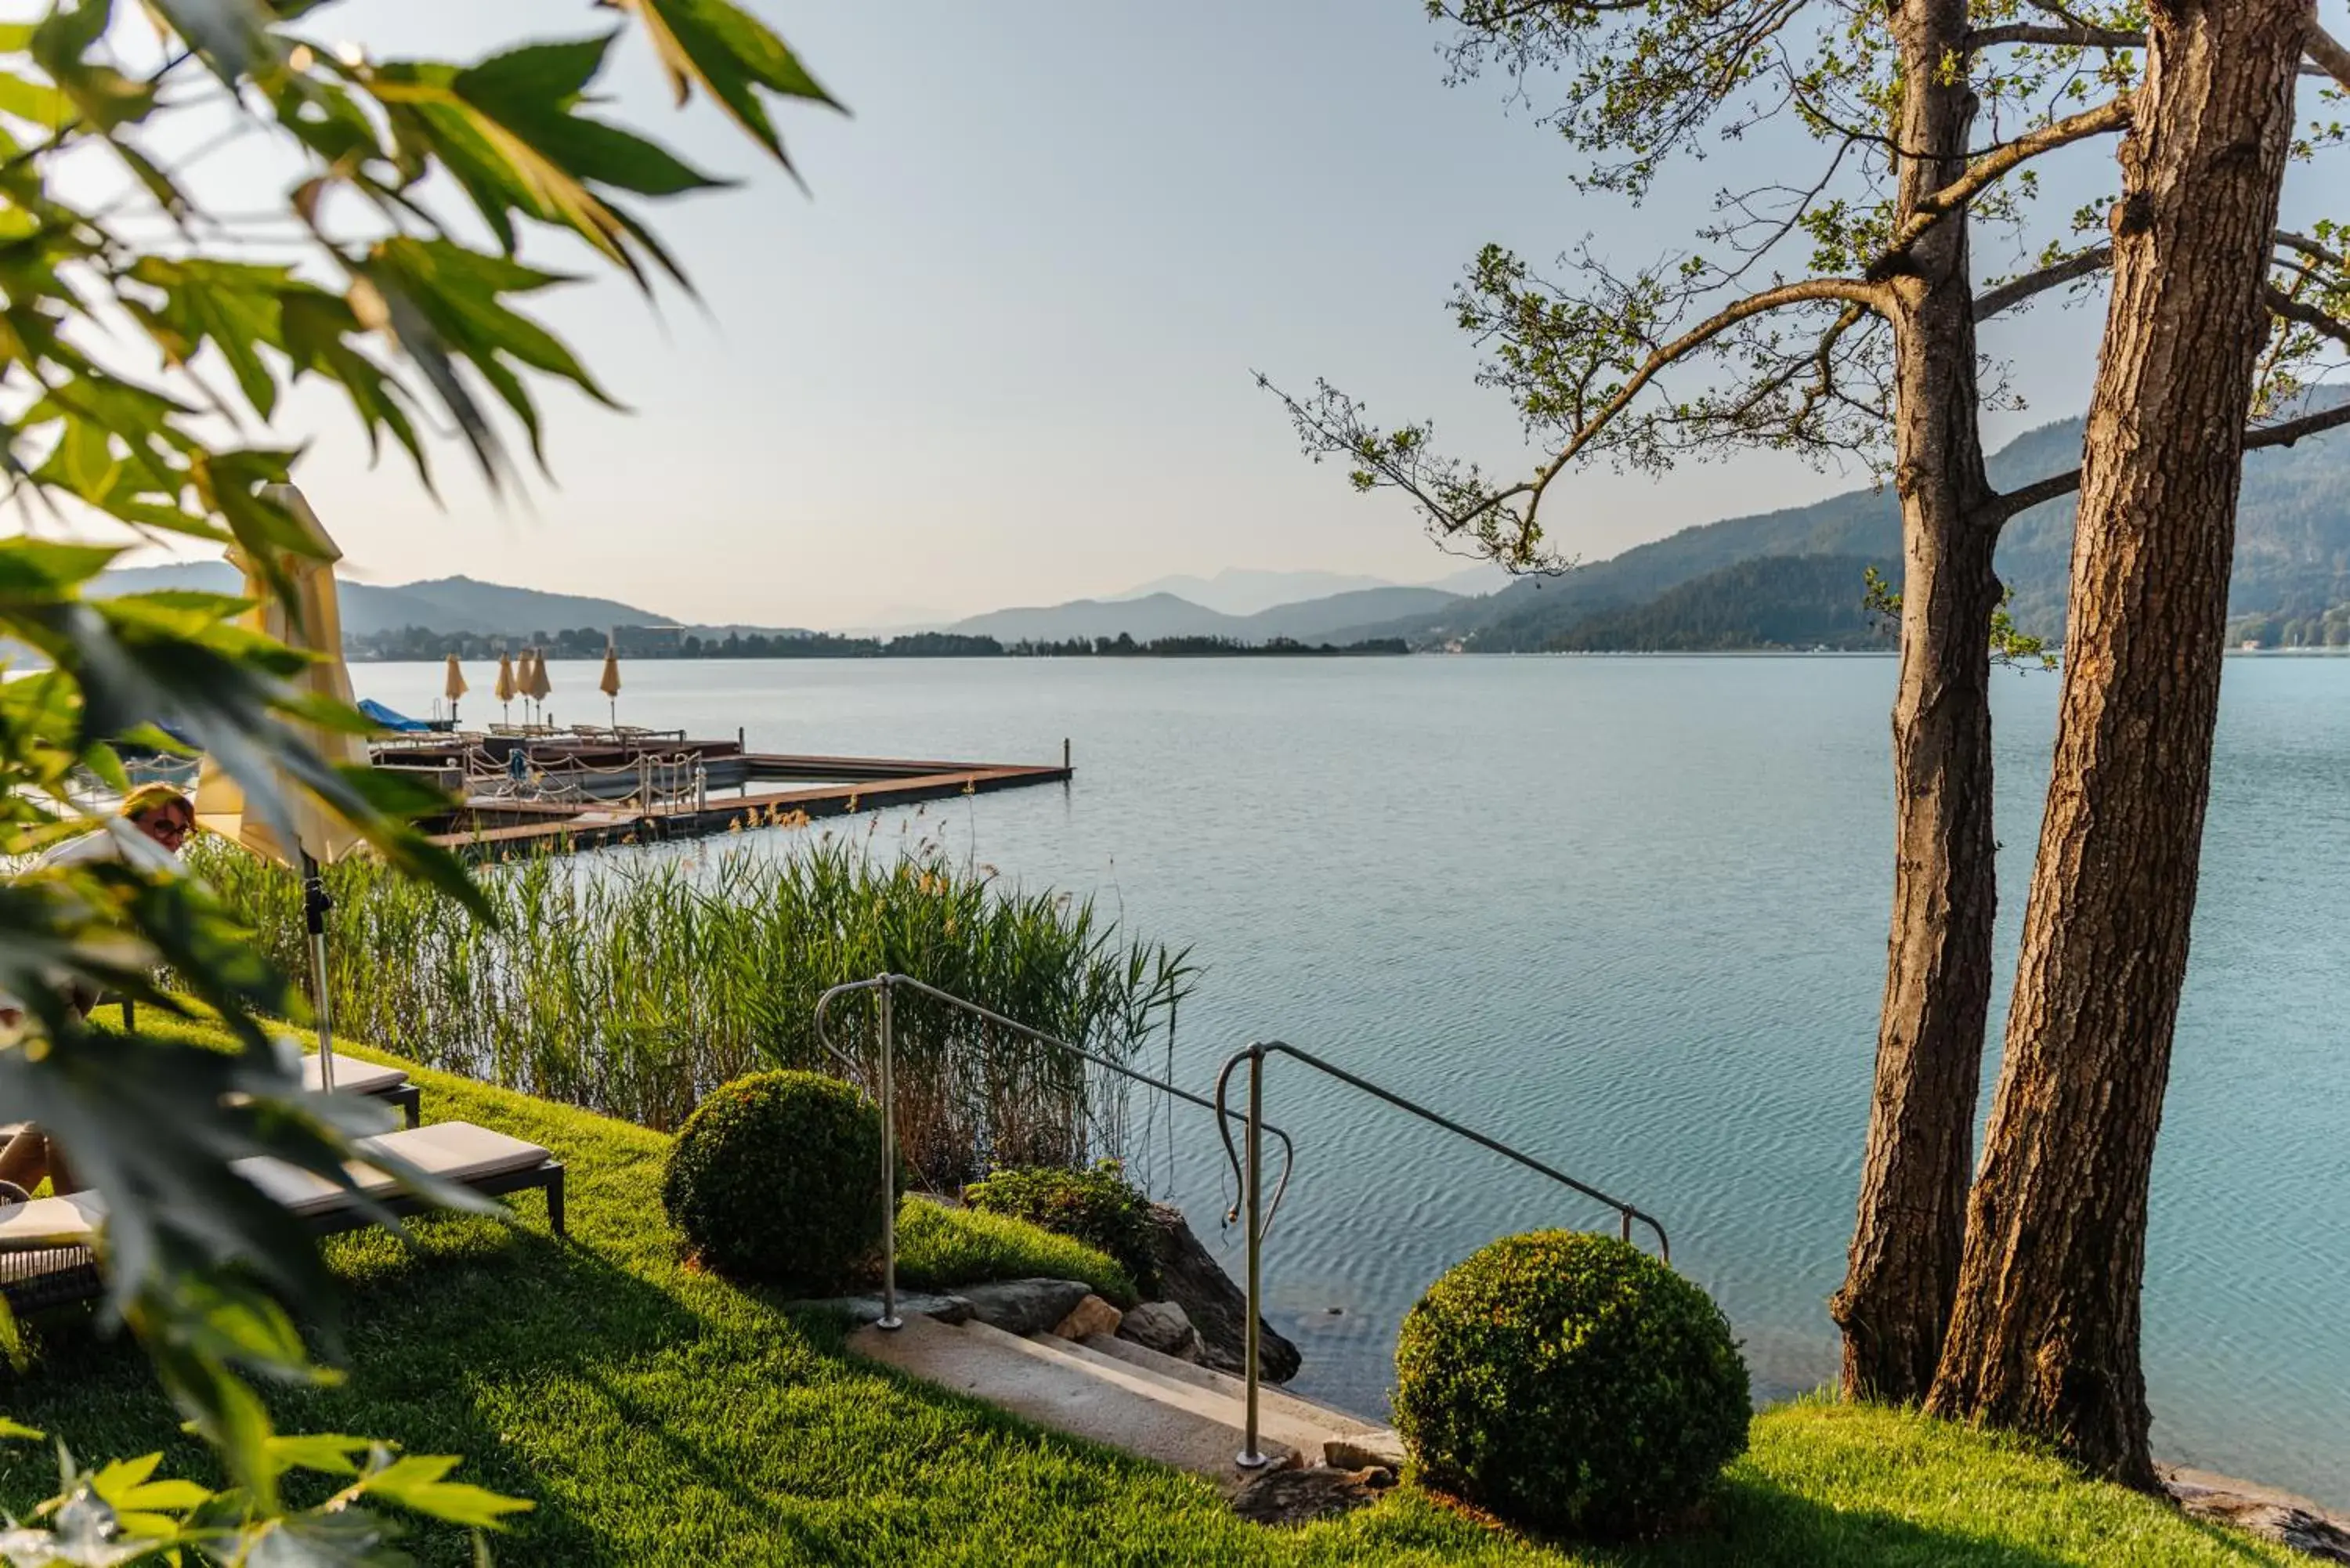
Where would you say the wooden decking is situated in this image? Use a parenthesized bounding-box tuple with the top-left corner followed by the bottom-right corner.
(425, 751, 1070, 856)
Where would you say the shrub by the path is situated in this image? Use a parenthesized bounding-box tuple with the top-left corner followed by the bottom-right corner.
(662, 1070, 884, 1289)
(1394, 1230, 1750, 1539)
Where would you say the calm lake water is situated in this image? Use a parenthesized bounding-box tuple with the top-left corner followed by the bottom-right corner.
(360, 654, 2350, 1506)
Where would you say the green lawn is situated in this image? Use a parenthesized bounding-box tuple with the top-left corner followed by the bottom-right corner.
(0, 1021, 2301, 1566)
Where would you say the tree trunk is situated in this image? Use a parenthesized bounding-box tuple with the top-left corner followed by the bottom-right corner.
(1830, 0, 2006, 1405)
(1927, 0, 2309, 1487)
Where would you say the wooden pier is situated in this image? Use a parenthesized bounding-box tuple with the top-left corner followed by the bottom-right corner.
(396, 738, 1072, 856)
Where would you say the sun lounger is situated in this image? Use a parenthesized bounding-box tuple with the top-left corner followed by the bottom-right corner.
(0, 1122, 564, 1312)
(302, 1056, 422, 1127)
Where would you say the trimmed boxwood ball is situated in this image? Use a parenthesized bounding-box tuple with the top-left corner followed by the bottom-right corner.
(662, 1070, 886, 1289)
(1393, 1230, 1749, 1540)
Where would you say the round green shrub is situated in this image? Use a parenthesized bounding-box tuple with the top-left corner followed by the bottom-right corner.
(1393, 1230, 1749, 1539)
(661, 1070, 886, 1289)
(963, 1159, 1159, 1292)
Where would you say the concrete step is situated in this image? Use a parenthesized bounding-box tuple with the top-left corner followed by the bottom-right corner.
(848, 1314, 1298, 1483)
(1025, 1330, 1355, 1464)
(1075, 1334, 1392, 1442)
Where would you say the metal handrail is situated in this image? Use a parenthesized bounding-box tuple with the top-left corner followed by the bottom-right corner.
(812, 973, 1297, 1331)
(1213, 1039, 1669, 1469)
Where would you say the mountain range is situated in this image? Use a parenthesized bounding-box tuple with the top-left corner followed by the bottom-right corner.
(86, 399, 2350, 654)
(92, 564, 681, 640)
(1337, 391, 2350, 652)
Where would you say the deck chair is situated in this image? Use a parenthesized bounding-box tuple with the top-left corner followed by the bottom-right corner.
(302, 1056, 423, 1127)
(0, 1122, 564, 1313)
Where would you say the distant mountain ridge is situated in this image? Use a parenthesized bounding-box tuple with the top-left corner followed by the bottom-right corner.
(95, 565, 678, 640)
(1343, 391, 2350, 652)
(945, 584, 1464, 645)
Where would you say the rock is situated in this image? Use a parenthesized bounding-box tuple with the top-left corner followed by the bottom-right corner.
(1050, 1293, 1123, 1340)
(1231, 1466, 1387, 1527)
(790, 1291, 972, 1326)
(1143, 1202, 1302, 1382)
(1323, 1430, 1408, 1473)
(956, 1278, 1095, 1337)
(2164, 1468, 2350, 1563)
(1116, 1300, 1202, 1360)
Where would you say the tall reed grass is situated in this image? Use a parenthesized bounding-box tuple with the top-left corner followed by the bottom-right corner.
(185, 833, 1194, 1181)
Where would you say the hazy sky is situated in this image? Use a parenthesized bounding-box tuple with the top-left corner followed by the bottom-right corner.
(53, 2, 2340, 627)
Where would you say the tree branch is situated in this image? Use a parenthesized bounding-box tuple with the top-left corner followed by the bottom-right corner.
(1877, 97, 2132, 273)
(1522, 276, 1889, 501)
(1969, 23, 2145, 50)
(2308, 24, 2350, 93)
(1993, 403, 2350, 521)
(1975, 244, 2114, 320)
(2266, 287, 2350, 353)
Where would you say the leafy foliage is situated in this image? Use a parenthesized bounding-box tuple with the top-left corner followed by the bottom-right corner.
(661, 1070, 886, 1290)
(0, 1425, 526, 1566)
(1266, 2, 2348, 572)
(1394, 1230, 1751, 1541)
(0, 0, 835, 1555)
(963, 1160, 1159, 1295)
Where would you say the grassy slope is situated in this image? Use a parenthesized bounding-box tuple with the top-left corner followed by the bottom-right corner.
(0, 1024, 2299, 1567)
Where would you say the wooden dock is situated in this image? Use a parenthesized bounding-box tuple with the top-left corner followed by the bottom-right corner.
(418, 747, 1071, 857)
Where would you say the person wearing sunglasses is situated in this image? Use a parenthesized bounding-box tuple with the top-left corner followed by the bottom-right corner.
(0, 783, 199, 1198)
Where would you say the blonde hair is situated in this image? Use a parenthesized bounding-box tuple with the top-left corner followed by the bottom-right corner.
(120, 782, 190, 822)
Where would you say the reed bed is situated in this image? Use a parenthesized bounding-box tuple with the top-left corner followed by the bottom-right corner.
(184, 833, 1194, 1181)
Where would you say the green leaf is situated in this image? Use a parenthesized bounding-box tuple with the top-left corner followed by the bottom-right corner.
(357, 1455, 533, 1529)
(615, 0, 840, 170)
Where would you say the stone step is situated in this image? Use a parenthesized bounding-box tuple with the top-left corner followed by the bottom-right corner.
(848, 1314, 1298, 1483)
(1076, 1333, 1393, 1443)
(1025, 1331, 1356, 1464)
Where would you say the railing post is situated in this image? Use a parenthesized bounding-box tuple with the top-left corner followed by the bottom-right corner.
(1237, 1046, 1269, 1469)
(877, 974, 902, 1331)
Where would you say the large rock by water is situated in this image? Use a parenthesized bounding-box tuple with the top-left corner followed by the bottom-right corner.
(1144, 1202, 1300, 1383)
(957, 1278, 1094, 1337)
(1117, 1300, 1202, 1360)
(2163, 1468, 2350, 1563)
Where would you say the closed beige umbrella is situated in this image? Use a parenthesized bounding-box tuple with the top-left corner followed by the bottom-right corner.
(192, 482, 370, 1090)
(443, 653, 468, 725)
(598, 642, 621, 729)
(493, 652, 517, 724)
(524, 645, 553, 726)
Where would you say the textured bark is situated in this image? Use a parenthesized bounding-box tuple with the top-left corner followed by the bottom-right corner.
(1927, 0, 2311, 1487)
(1830, 0, 2006, 1405)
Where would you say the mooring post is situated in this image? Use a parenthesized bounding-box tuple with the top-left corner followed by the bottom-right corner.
(1063, 735, 1071, 771)
(877, 975, 902, 1331)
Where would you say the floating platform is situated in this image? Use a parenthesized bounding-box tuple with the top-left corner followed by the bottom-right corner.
(394, 738, 1071, 856)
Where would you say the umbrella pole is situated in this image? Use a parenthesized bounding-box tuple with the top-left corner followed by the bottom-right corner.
(302, 854, 336, 1093)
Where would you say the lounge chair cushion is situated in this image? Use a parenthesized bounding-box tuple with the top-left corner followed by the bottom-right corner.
(233, 1122, 551, 1217)
(302, 1056, 408, 1096)
(0, 1191, 106, 1250)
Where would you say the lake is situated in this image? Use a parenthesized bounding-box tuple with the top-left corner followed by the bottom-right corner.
(356, 654, 2350, 1506)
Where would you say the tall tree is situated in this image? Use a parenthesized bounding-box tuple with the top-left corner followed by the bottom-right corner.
(1929, 0, 2330, 1486)
(1268, 0, 2350, 1405)
(1269, 0, 2122, 1403)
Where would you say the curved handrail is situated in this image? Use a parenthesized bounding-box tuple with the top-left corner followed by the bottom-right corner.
(813, 974, 1297, 1198)
(1213, 1037, 1671, 1471)
(1213, 1039, 1668, 1260)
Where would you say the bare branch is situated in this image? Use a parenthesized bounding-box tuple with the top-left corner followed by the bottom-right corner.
(1993, 402, 2350, 521)
(2276, 230, 2349, 270)
(2247, 400, 2350, 451)
(2308, 24, 2350, 93)
(1975, 244, 2114, 320)
(1878, 97, 2133, 273)
(1970, 23, 2145, 51)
